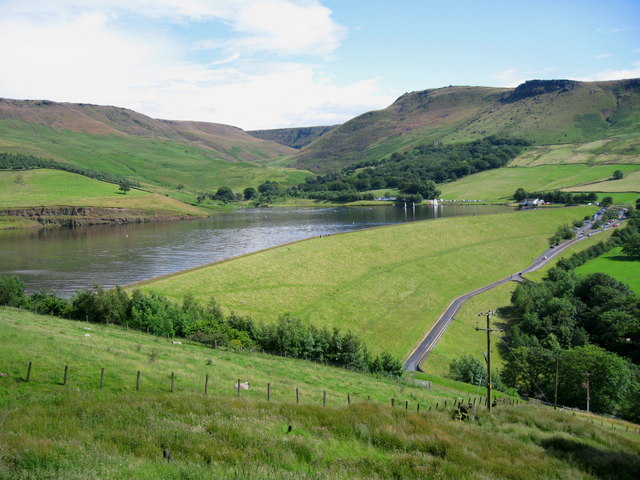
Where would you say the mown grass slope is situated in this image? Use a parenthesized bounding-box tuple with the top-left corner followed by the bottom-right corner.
(136, 207, 595, 359)
(1, 308, 638, 480)
(439, 164, 640, 201)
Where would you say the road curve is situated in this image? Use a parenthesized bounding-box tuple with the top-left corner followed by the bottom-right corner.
(403, 221, 613, 372)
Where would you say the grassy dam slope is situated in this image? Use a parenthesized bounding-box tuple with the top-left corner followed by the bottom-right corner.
(137, 207, 596, 360)
(1, 307, 638, 480)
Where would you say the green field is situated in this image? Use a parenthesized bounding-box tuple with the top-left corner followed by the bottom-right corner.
(0, 169, 206, 223)
(136, 207, 596, 360)
(439, 164, 640, 201)
(574, 246, 640, 294)
(422, 283, 515, 377)
(563, 169, 640, 194)
(523, 229, 616, 283)
(2, 307, 638, 480)
(0, 120, 308, 196)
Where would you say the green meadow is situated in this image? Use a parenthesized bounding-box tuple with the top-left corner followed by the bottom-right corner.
(0, 169, 206, 228)
(2, 307, 639, 480)
(574, 246, 640, 294)
(439, 164, 640, 201)
(0, 120, 308, 195)
(136, 207, 596, 360)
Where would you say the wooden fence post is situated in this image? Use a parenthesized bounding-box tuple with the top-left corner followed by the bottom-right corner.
(417, 403, 420, 412)
(237, 379, 241, 397)
(205, 374, 209, 395)
(171, 372, 175, 393)
(63, 365, 68, 386)
(323, 390, 326, 408)
(348, 393, 351, 406)
(405, 400, 408, 410)
(100, 368, 105, 389)
(26, 361, 32, 382)
(136, 371, 141, 391)
(435, 403, 439, 411)
(296, 387, 299, 404)
(391, 398, 395, 407)
(267, 383, 271, 402)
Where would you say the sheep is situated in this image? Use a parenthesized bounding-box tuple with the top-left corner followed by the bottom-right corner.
(234, 381, 250, 391)
(84, 333, 91, 338)
(171, 341, 182, 345)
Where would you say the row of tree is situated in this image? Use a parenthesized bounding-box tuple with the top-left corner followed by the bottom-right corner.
(0, 278, 403, 377)
(0, 152, 138, 187)
(513, 188, 599, 205)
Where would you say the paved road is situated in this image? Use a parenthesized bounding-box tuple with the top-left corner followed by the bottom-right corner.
(403, 215, 618, 372)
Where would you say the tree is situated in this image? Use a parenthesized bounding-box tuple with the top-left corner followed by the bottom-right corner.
(613, 170, 624, 180)
(448, 355, 485, 384)
(601, 196, 613, 207)
(0, 275, 26, 307)
(513, 187, 528, 202)
(243, 187, 258, 200)
(119, 182, 131, 194)
(214, 186, 236, 203)
(622, 233, 640, 258)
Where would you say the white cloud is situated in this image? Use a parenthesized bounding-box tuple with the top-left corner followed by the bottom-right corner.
(493, 69, 528, 88)
(594, 53, 612, 59)
(577, 62, 640, 81)
(0, 1, 388, 129)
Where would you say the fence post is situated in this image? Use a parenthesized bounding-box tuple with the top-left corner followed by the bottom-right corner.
(323, 390, 326, 408)
(348, 393, 351, 406)
(100, 368, 105, 388)
(63, 365, 68, 386)
(267, 383, 271, 402)
(435, 403, 439, 411)
(237, 379, 241, 397)
(391, 398, 395, 407)
(26, 361, 32, 382)
(296, 387, 299, 404)
(136, 371, 141, 391)
(405, 400, 408, 410)
(417, 403, 420, 413)
(171, 372, 175, 393)
(205, 374, 209, 395)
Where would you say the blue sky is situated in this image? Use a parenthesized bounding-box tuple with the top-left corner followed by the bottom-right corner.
(0, 0, 638, 129)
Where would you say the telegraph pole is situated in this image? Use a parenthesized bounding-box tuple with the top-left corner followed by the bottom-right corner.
(476, 310, 504, 413)
(585, 372, 592, 413)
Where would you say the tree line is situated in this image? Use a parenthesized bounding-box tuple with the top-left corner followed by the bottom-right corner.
(498, 213, 640, 420)
(513, 188, 599, 205)
(0, 280, 403, 377)
(0, 152, 139, 187)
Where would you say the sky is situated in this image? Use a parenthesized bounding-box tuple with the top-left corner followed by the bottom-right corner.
(0, 0, 638, 130)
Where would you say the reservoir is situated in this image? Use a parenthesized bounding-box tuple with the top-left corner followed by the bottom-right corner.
(0, 204, 514, 297)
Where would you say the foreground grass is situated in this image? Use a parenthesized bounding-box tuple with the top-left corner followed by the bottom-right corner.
(136, 207, 595, 360)
(574, 247, 640, 294)
(0, 169, 206, 215)
(1, 309, 639, 480)
(439, 164, 640, 201)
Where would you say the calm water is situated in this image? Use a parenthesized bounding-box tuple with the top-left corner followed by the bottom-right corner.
(0, 204, 514, 297)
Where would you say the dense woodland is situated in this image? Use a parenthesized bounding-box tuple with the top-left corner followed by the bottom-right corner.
(501, 214, 640, 420)
(0, 280, 403, 377)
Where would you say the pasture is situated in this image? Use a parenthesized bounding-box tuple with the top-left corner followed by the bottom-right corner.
(574, 246, 640, 294)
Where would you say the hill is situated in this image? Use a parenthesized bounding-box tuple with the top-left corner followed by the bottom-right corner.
(1, 307, 638, 479)
(0, 98, 307, 198)
(291, 79, 640, 172)
(248, 125, 338, 149)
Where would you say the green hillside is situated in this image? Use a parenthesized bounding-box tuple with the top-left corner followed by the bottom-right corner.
(2, 307, 638, 480)
(135, 207, 595, 360)
(248, 125, 338, 149)
(0, 169, 207, 228)
(574, 246, 640, 294)
(292, 79, 640, 172)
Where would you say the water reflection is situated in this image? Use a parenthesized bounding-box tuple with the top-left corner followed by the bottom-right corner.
(0, 204, 513, 297)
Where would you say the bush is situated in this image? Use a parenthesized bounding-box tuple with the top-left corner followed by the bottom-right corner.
(0, 275, 26, 307)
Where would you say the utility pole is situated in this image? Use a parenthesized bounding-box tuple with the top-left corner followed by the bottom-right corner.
(585, 372, 592, 413)
(554, 357, 559, 410)
(476, 310, 504, 413)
